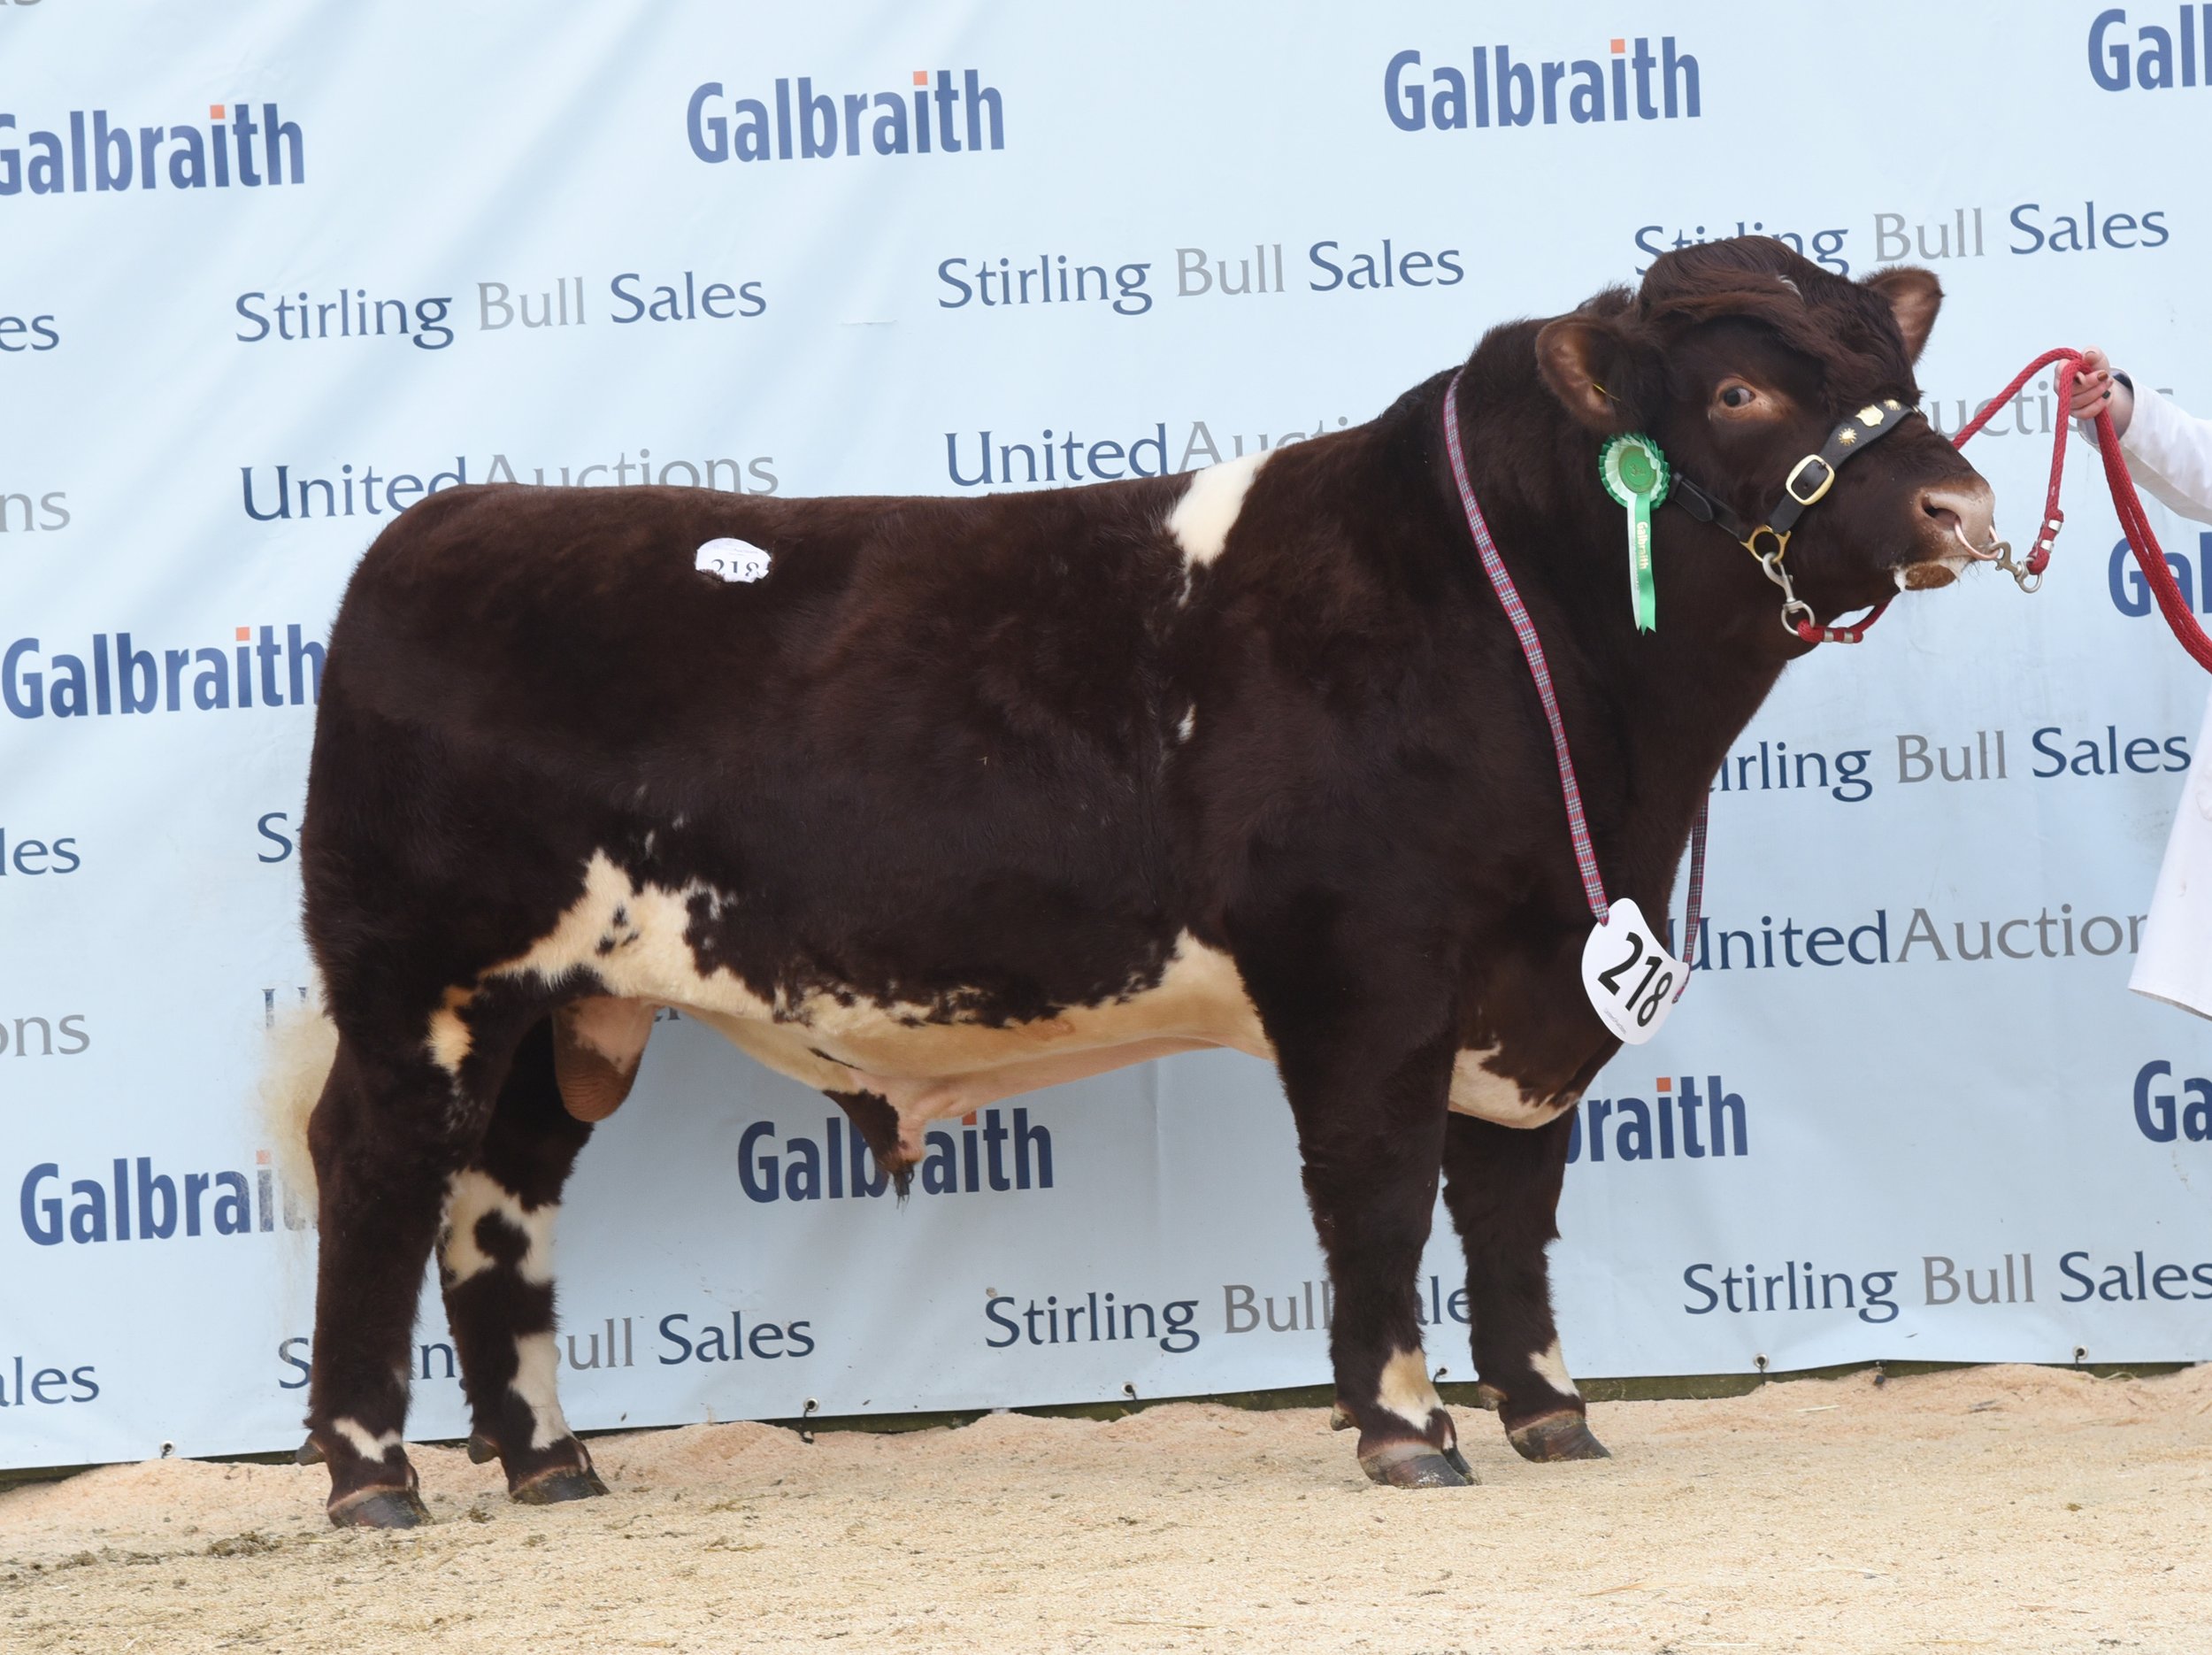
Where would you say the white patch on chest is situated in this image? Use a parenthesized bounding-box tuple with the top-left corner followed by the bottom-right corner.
(695, 537, 772, 582)
(463, 851, 1272, 1146)
(1166, 450, 1269, 567)
(1447, 1045, 1577, 1128)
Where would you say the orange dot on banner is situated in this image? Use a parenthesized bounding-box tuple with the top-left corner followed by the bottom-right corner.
(211, 104, 225, 119)
(1655, 1076, 1672, 1092)
(912, 70, 929, 87)
(235, 626, 250, 641)
(257, 1150, 271, 1165)
(1609, 38, 1625, 54)
(961, 1111, 977, 1127)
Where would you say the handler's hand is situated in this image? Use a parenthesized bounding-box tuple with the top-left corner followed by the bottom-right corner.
(2069, 347, 2134, 437)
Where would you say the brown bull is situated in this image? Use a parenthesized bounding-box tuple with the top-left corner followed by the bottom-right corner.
(284, 236, 1995, 1524)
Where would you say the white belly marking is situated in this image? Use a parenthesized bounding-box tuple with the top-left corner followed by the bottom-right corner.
(464, 852, 1273, 1141)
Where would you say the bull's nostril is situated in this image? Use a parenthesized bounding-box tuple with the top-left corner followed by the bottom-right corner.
(1917, 485, 2000, 554)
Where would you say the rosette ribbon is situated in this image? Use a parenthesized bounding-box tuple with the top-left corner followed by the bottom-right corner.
(1598, 433, 1671, 633)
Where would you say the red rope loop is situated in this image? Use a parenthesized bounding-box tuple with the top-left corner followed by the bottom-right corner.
(1959, 347, 2212, 674)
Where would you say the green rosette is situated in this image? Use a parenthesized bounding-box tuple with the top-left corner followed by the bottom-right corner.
(1598, 433, 1672, 633)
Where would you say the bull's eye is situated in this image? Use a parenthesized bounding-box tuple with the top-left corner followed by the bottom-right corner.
(1717, 381, 1757, 411)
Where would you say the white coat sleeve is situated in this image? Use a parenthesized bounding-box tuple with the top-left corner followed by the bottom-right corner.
(2102, 381, 2212, 1017)
(2081, 382, 2212, 526)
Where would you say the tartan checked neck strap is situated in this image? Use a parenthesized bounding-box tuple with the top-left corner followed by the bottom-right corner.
(1440, 369, 1707, 994)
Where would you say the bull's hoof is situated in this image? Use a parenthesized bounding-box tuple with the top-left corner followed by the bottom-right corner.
(1360, 1442, 1475, 1489)
(295, 1436, 326, 1466)
(1442, 1444, 1474, 1478)
(466, 1433, 501, 1465)
(1473, 1383, 1508, 1413)
(1328, 1401, 1355, 1433)
(511, 1466, 610, 1505)
(1507, 1411, 1611, 1463)
(327, 1486, 432, 1529)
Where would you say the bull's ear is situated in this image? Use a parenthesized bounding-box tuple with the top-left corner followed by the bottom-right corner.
(1534, 316, 1640, 434)
(1863, 266, 1942, 364)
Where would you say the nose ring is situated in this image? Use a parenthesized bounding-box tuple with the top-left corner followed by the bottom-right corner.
(1950, 519, 2006, 562)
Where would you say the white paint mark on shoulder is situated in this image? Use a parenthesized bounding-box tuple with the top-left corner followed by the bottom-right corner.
(1447, 1045, 1576, 1128)
(1175, 707, 1196, 744)
(441, 1170, 557, 1288)
(695, 537, 772, 582)
(511, 1331, 573, 1451)
(1530, 1337, 1580, 1398)
(332, 1418, 403, 1461)
(1375, 1346, 1449, 1440)
(1167, 450, 1269, 567)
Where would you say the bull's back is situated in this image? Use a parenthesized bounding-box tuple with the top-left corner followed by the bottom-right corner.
(328, 479, 1184, 757)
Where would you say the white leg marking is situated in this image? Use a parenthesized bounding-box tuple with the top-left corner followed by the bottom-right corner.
(332, 1417, 403, 1461)
(1175, 707, 1196, 743)
(1166, 450, 1269, 567)
(1447, 1045, 1578, 1127)
(1529, 1338, 1579, 1398)
(441, 1170, 557, 1287)
(511, 1331, 573, 1451)
(1375, 1347, 1448, 1436)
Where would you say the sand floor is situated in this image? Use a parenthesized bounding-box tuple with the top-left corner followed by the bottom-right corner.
(3, 1364, 2208, 1653)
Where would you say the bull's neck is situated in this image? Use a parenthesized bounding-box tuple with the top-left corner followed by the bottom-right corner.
(1432, 370, 1796, 900)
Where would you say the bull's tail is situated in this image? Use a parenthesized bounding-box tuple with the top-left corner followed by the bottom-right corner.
(259, 992, 338, 1206)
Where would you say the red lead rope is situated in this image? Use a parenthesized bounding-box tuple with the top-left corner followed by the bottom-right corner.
(1955, 347, 2212, 674)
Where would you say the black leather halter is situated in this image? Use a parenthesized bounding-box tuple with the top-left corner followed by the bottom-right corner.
(1663, 395, 1917, 641)
(1669, 395, 1914, 559)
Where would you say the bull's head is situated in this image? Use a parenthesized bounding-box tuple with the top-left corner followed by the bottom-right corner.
(1533, 237, 1996, 641)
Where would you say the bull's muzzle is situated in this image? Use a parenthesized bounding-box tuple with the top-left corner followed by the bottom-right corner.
(1895, 481, 2003, 590)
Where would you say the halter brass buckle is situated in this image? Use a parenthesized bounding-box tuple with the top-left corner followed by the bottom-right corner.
(1783, 453, 1836, 506)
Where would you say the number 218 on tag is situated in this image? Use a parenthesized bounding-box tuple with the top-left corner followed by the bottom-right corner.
(1578, 897, 1683, 1044)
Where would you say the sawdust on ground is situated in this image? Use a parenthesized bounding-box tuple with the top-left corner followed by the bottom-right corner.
(3, 1363, 2207, 1654)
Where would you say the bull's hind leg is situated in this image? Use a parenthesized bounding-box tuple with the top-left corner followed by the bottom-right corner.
(303, 1035, 489, 1528)
(1439, 1111, 1609, 1461)
(439, 1015, 611, 1505)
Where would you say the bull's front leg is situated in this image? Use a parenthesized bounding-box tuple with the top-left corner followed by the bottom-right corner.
(1257, 979, 1471, 1489)
(1438, 1110, 1609, 1461)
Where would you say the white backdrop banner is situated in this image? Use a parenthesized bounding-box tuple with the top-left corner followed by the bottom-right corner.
(4, 1, 2212, 1471)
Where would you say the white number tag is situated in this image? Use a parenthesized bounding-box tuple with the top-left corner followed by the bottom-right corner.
(1579, 897, 1683, 1045)
(695, 537, 772, 582)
